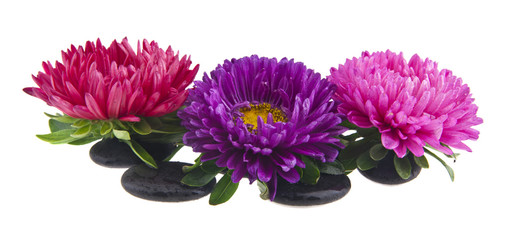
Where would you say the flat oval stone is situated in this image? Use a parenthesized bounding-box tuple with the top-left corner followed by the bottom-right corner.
(89, 138, 175, 168)
(359, 151, 421, 184)
(273, 174, 351, 206)
(121, 161, 216, 202)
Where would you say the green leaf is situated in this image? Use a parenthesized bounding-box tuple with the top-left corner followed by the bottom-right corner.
(201, 160, 225, 173)
(162, 132, 186, 144)
(442, 144, 460, 162)
(413, 155, 429, 169)
(316, 161, 345, 175)
(44, 112, 58, 118)
(338, 120, 357, 129)
(341, 133, 360, 142)
(357, 127, 378, 137)
(113, 129, 131, 140)
(443, 164, 455, 182)
(209, 171, 239, 205)
(49, 119, 73, 132)
(338, 154, 357, 174)
(181, 167, 221, 187)
(424, 148, 455, 181)
(145, 117, 163, 129)
(123, 140, 157, 169)
(68, 136, 101, 145)
(162, 145, 183, 162)
(257, 180, 269, 200)
(132, 118, 152, 135)
(89, 125, 102, 138)
(45, 113, 77, 123)
(300, 156, 320, 185)
(151, 124, 187, 134)
(135, 132, 185, 144)
(113, 120, 128, 130)
(337, 139, 376, 166)
(394, 155, 412, 180)
(338, 141, 362, 161)
(445, 153, 460, 162)
(426, 144, 460, 161)
(100, 122, 113, 136)
(357, 151, 378, 171)
(71, 119, 90, 128)
(296, 167, 303, 177)
(182, 154, 203, 173)
(70, 124, 92, 138)
(158, 111, 181, 122)
(36, 129, 76, 144)
(369, 143, 388, 161)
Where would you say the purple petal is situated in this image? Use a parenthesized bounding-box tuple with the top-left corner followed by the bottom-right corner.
(278, 168, 300, 183)
(267, 176, 277, 201)
(257, 158, 273, 182)
(231, 166, 247, 183)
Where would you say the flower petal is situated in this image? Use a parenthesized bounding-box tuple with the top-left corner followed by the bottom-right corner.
(381, 131, 400, 150)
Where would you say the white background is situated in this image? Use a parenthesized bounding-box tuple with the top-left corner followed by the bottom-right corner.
(1, 0, 507, 239)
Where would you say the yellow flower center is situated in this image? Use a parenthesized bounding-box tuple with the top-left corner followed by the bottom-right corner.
(239, 103, 287, 132)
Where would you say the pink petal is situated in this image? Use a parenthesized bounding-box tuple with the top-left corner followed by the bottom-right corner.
(141, 92, 161, 115)
(348, 111, 373, 128)
(85, 93, 107, 119)
(73, 105, 95, 119)
(118, 115, 140, 122)
(106, 82, 123, 118)
(393, 143, 407, 158)
(445, 141, 472, 152)
(405, 138, 425, 157)
(65, 82, 83, 105)
(23, 87, 49, 103)
(49, 95, 77, 117)
(381, 130, 400, 150)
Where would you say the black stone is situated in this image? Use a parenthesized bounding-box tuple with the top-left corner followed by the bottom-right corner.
(121, 161, 216, 202)
(359, 151, 421, 185)
(89, 138, 175, 168)
(273, 174, 351, 206)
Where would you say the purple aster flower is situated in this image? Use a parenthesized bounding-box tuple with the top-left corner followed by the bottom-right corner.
(179, 55, 346, 200)
(328, 50, 482, 158)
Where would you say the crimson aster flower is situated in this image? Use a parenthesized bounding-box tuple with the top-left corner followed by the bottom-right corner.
(24, 38, 198, 122)
(328, 50, 482, 160)
(179, 55, 346, 202)
(24, 38, 199, 168)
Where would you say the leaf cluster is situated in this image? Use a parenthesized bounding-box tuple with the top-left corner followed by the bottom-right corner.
(180, 152, 346, 205)
(180, 158, 234, 205)
(337, 124, 456, 181)
(36, 112, 187, 169)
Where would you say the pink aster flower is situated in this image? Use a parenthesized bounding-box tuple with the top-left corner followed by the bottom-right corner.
(328, 50, 482, 158)
(24, 38, 199, 122)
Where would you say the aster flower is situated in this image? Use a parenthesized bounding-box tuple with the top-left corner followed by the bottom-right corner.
(178, 55, 346, 204)
(328, 50, 482, 180)
(24, 38, 199, 168)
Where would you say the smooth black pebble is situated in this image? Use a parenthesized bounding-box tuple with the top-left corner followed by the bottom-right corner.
(121, 161, 216, 202)
(359, 151, 421, 185)
(89, 138, 175, 168)
(274, 174, 351, 206)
